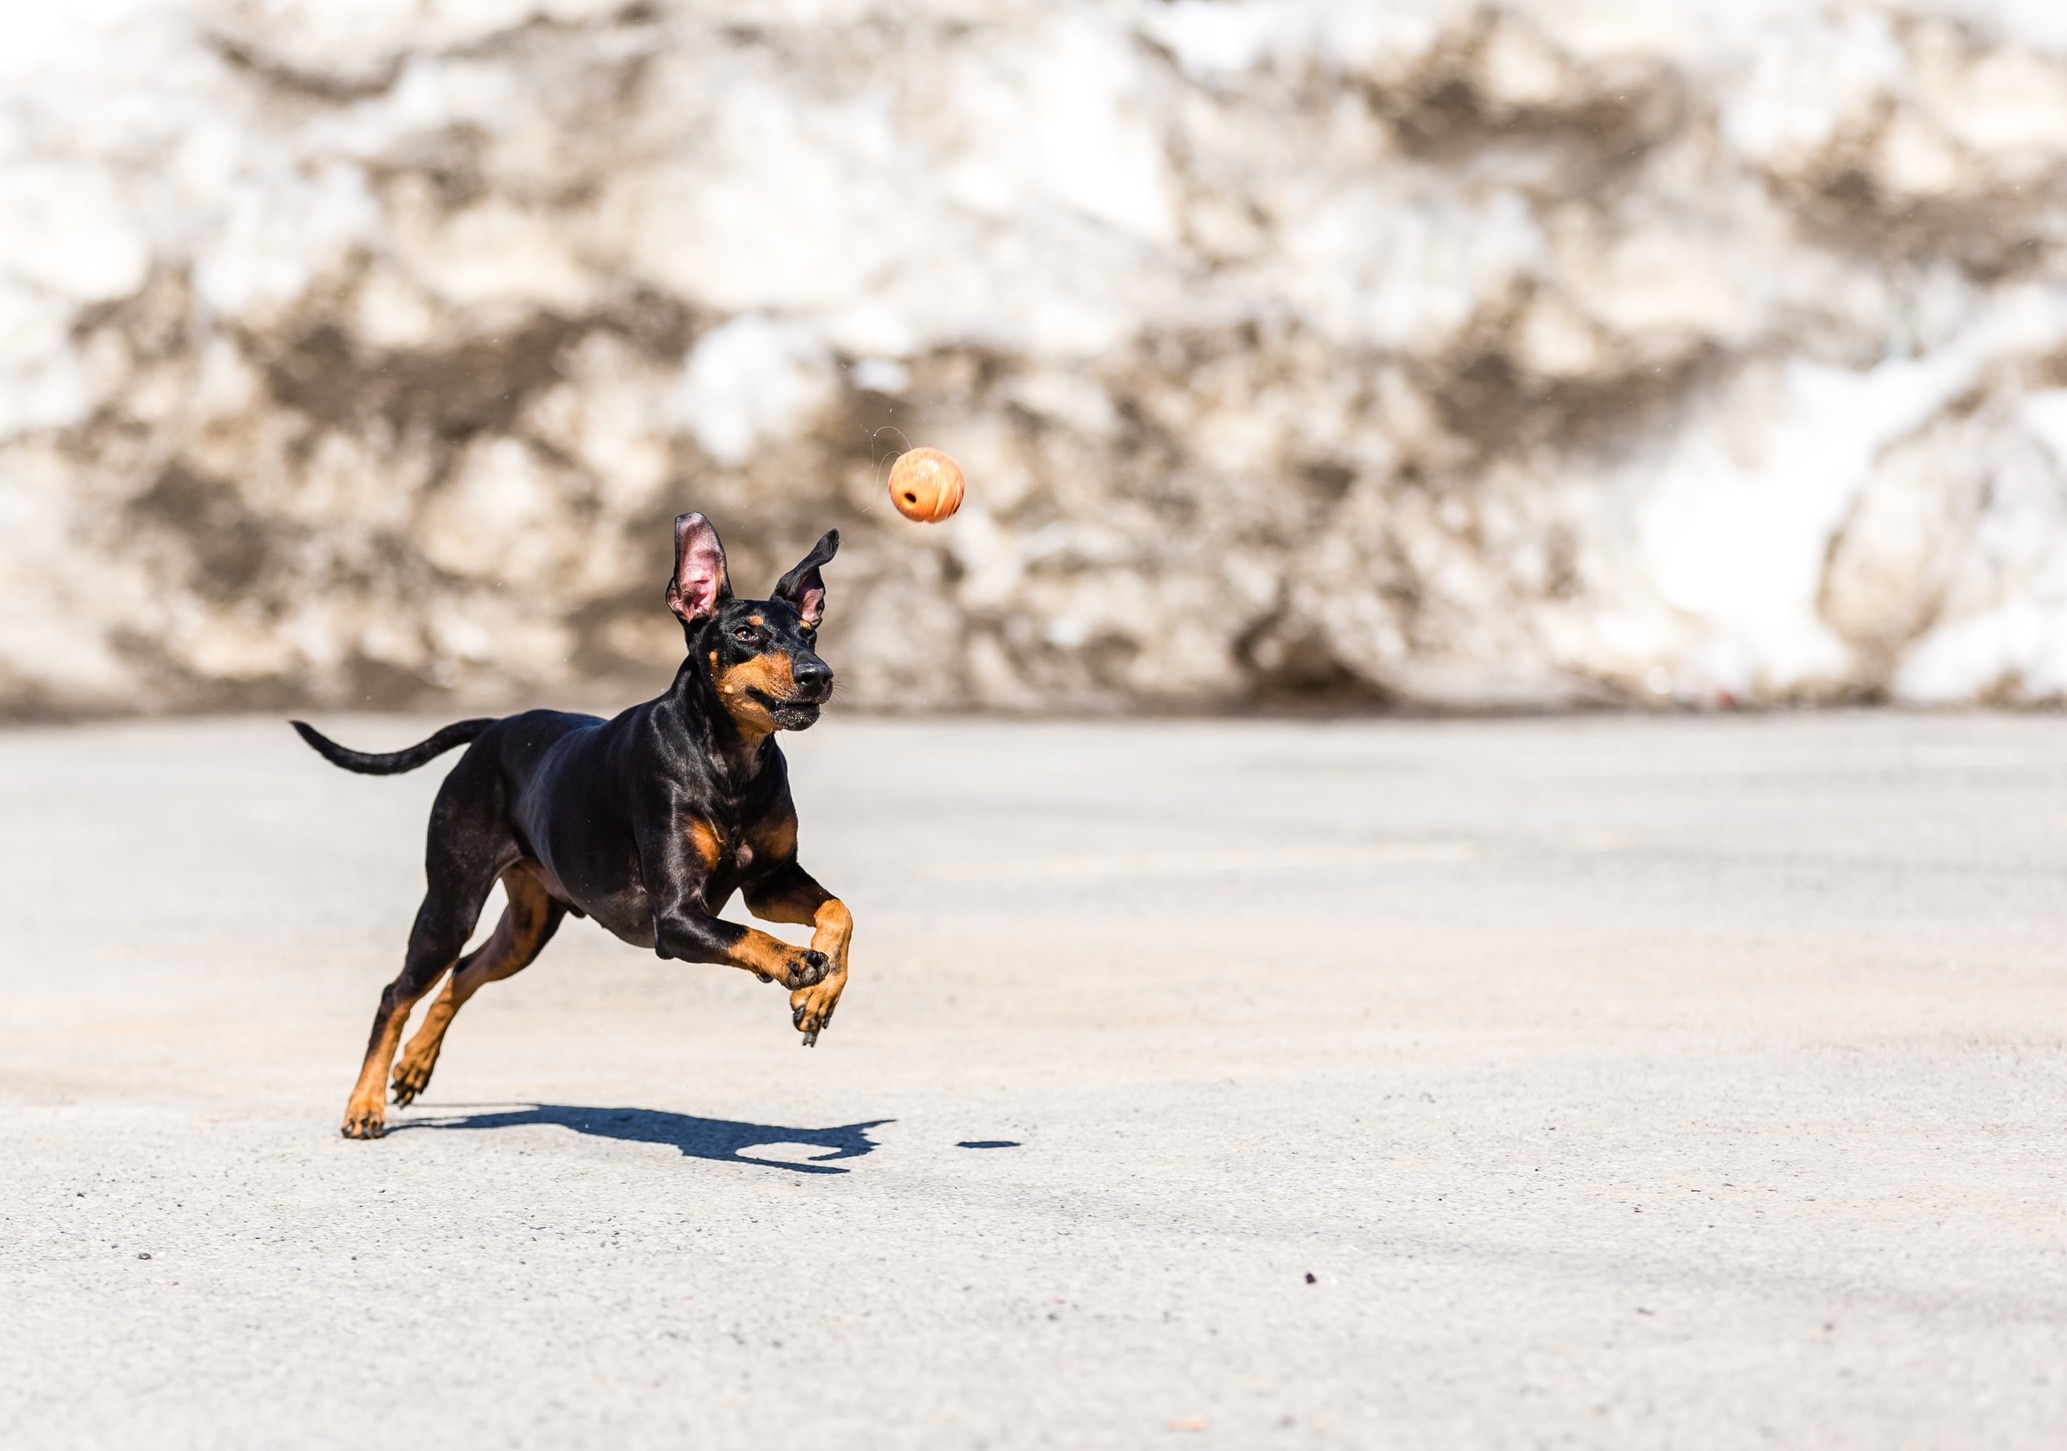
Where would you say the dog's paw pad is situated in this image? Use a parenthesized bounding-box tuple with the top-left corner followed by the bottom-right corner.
(782, 951, 830, 989)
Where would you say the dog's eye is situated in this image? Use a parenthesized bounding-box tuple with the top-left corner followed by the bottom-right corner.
(732, 627, 756, 642)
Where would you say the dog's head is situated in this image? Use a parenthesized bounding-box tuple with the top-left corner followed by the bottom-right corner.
(666, 512, 838, 734)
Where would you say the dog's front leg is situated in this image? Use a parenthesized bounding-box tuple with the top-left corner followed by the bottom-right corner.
(650, 901, 833, 991)
(638, 814, 831, 990)
(744, 862, 851, 1046)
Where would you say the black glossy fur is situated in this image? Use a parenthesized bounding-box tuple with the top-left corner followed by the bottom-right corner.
(296, 513, 851, 1139)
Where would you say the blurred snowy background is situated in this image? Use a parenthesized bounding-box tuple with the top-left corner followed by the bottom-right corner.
(7, 0, 2067, 716)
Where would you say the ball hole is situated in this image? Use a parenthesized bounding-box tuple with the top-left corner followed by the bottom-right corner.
(904, 492, 917, 503)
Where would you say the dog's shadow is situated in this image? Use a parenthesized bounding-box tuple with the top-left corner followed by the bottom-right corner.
(390, 1104, 889, 1174)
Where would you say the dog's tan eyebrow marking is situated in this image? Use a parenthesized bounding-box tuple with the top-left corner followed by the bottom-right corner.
(748, 615, 763, 625)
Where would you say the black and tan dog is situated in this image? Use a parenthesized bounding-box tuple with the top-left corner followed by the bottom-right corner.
(294, 513, 850, 1139)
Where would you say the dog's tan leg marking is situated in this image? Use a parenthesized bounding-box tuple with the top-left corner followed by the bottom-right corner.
(789, 897, 852, 1043)
(724, 925, 830, 989)
(342, 989, 436, 1139)
(390, 865, 556, 1107)
(743, 864, 850, 1042)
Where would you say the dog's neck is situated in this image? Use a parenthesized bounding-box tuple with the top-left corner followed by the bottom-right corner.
(661, 649, 772, 787)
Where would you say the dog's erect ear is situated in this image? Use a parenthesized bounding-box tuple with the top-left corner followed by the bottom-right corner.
(773, 529, 839, 628)
(666, 512, 731, 624)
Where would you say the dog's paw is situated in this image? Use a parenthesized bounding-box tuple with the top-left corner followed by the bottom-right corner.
(782, 949, 830, 991)
(390, 1058, 432, 1107)
(790, 973, 844, 1045)
(340, 1102, 387, 1140)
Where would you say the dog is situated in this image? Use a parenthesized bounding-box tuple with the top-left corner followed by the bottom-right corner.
(293, 512, 850, 1139)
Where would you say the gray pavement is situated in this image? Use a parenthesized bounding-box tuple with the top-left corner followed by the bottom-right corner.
(1, 709, 2064, 1449)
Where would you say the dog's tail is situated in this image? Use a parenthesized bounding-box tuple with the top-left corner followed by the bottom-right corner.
(290, 718, 495, 776)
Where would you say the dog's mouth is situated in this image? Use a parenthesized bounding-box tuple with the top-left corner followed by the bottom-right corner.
(747, 687, 825, 729)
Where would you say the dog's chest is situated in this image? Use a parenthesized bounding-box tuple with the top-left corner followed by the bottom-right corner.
(685, 811, 760, 878)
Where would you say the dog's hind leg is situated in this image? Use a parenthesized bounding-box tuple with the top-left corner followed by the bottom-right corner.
(390, 863, 563, 1108)
(342, 758, 514, 1140)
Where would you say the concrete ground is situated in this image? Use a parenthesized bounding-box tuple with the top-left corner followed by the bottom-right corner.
(0, 709, 2063, 1449)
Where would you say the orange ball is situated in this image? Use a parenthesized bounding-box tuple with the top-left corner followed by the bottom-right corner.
(887, 447, 964, 523)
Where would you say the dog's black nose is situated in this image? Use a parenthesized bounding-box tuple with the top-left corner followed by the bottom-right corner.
(793, 657, 832, 695)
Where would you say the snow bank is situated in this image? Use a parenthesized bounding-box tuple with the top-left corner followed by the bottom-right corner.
(5, 0, 2067, 714)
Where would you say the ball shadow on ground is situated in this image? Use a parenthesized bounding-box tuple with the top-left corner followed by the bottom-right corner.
(388, 1105, 890, 1173)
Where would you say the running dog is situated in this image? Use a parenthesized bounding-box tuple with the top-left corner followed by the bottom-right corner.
(294, 513, 850, 1139)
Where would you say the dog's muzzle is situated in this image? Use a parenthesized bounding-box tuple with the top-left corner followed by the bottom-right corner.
(752, 661, 832, 728)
